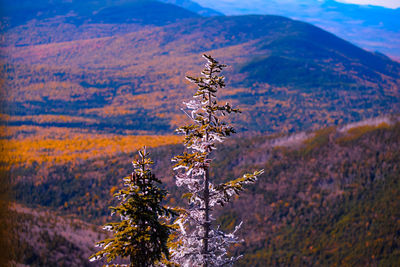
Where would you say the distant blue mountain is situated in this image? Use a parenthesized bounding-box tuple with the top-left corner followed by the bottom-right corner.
(158, 0, 223, 16)
(191, 0, 400, 59)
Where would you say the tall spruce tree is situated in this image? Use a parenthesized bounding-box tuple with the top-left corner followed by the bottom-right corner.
(89, 147, 174, 267)
(170, 54, 264, 267)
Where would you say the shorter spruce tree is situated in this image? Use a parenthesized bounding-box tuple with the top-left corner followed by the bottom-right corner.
(89, 147, 175, 267)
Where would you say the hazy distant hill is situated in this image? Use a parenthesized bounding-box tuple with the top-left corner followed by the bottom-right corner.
(190, 0, 400, 59)
(2, 11, 400, 133)
(159, 0, 223, 16)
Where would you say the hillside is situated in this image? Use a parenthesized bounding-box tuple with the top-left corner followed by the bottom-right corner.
(2, 13, 400, 135)
(0, 0, 200, 29)
(1, 0, 200, 47)
(11, 203, 108, 266)
(191, 0, 400, 59)
(11, 117, 400, 266)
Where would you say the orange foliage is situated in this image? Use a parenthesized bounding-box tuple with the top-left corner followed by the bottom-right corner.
(2, 126, 182, 168)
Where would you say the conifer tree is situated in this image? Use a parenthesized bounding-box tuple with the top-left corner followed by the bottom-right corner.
(170, 54, 264, 267)
(89, 147, 175, 267)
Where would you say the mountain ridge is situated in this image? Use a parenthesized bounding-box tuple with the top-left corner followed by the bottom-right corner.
(3, 14, 399, 134)
(0, 0, 201, 28)
(190, 0, 400, 59)
(159, 0, 223, 16)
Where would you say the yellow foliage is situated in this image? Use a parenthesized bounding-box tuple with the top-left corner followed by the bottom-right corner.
(2, 131, 182, 168)
(337, 123, 390, 143)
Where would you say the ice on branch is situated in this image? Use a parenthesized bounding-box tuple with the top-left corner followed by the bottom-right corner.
(170, 55, 264, 267)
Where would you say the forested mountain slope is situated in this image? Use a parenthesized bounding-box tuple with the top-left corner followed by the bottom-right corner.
(11, 204, 108, 266)
(191, 0, 400, 59)
(2, 11, 400, 134)
(12, 117, 400, 266)
(0, 0, 200, 29)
